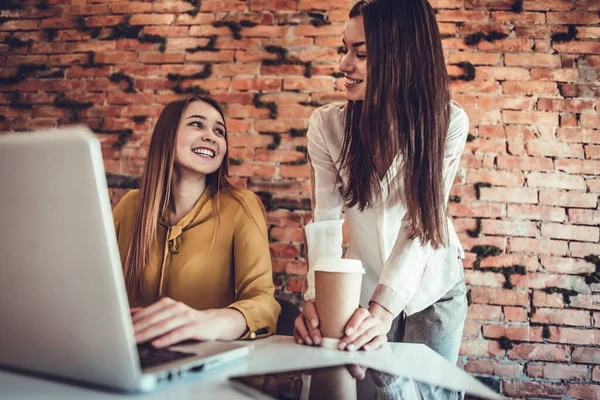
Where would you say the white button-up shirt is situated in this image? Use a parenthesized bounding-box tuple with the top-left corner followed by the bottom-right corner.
(304, 101, 469, 317)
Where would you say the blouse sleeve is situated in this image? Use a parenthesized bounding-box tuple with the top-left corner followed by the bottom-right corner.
(303, 108, 346, 302)
(228, 192, 281, 339)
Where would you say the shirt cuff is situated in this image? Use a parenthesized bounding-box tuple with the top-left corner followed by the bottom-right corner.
(370, 284, 408, 318)
(228, 302, 276, 340)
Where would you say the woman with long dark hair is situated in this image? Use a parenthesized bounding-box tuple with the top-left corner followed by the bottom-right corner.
(113, 95, 280, 347)
(295, 0, 469, 364)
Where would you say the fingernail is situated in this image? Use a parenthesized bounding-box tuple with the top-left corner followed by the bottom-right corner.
(297, 339, 303, 345)
(347, 344, 356, 352)
(338, 342, 347, 350)
(305, 336, 313, 346)
(313, 335, 321, 345)
(345, 327, 354, 336)
(311, 319, 318, 328)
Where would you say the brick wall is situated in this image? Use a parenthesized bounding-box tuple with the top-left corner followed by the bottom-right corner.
(1, 0, 599, 397)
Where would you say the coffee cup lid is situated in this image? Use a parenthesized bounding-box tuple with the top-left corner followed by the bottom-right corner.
(313, 258, 365, 274)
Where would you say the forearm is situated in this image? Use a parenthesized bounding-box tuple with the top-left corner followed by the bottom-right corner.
(207, 308, 248, 341)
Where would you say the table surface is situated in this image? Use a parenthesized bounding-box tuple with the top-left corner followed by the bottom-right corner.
(0, 336, 501, 400)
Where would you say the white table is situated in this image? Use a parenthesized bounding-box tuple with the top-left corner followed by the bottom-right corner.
(0, 336, 500, 399)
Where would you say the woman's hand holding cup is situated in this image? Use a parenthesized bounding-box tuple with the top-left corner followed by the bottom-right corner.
(293, 299, 322, 346)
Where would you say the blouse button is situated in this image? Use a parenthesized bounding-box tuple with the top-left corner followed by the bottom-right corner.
(250, 332, 256, 339)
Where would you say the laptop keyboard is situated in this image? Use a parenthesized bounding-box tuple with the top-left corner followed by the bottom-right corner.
(137, 343, 196, 370)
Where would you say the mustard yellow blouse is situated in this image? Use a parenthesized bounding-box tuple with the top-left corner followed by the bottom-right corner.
(112, 188, 280, 340)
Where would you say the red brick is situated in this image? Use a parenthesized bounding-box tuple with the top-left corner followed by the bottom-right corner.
(557, 128, 600, 144)
(185, 51, 234, 62)
(463, 321, 482, 338)
(188, 25, 230, 37)
(482, 220, 537, 237)
(570, 242, 600, 258)
(138, 52, 185, 64)
(511, 273, 588, 292)
(266, 211, 303, 228)
(508, 343, 570, 361)
(129, 13, 175, 26)
(497, 155, 553, 171)
(63, 4, 108, 15)
(588, 179, 600, 193)
(504, 306, 529, 322)
(254, 119, 305, 133)
(464, 270, 506, 288)
(108, 2, 153, 13)
(0, 19, 40, 30)
(460, 339, 506, 357)
(470, 288, 529, 306)
(524, 0, 577, 11)
(533, 290, 565, 308)
(541, 222, 600, 242)
(491, 11, 546, 24)
(478, 95, 535, 111)
(587, 145, 600, 160)
(539, 190, 598, 208)
(509, 238, 568, 256)
(465, 359, 523, 377)
(548, 12, 599, 24)
(270, 227, 304, 242)
(279, 164, 310, 179)
(269, 243, 299, 258)
(483, 325, 543, 342)
(476, 67, 530, 81)
(594, 366, 600, 381)
(581, 114, 600, 129)
(281, 77, 333, 92)
(574, 347, 600, 364)
(528, 173, 586, 191)
(541, 256, 596, 274)
(556, 159, 600, 175)
(479, 187, 538, 204)
(295, 24, 345, 37)
(465, 138, 507, 154)
(503, 81, 559, 96)
(526, 141, 584, 158)
(447, 52, 502, 65)
(451, 79, 500, 94)
(505, 53, 560, 68)
(480, 254, 538, 271)
(230, 164, 277, 178)
(152, 1, 195, 12)
(231, 77, 282, 91)
(437, 10, 490, 22)
(467, 170, 525, 187)
(467, 304, 503, 321)
(527, 363, 589, 381)
(297, 0, 347, 10)
(533, 308, 591, 327)
(448, 202, 504, 218)
(567, 383, 600, 400)
(569, 209, 600, 226)
(530, 68, 580, 82)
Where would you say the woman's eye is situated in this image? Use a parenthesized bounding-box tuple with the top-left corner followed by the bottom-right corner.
(357, 53, 366, 60)
(214, 128, 225, 136)
(340, 47, 348, 54)
(189, 121, 204, 129)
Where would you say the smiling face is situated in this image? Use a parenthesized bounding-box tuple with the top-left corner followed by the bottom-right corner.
(339, 16, 367, 101)
(173, 100, 227, 179)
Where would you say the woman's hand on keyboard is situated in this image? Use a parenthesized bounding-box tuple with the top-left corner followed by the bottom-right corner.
(131, 297, 245, 347)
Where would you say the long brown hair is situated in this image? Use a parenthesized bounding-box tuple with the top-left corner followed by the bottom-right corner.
(125, 95, 249, 298)
(339, 0, 450, 248)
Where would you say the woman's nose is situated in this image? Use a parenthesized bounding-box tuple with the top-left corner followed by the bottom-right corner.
(339, 54, 354, 74)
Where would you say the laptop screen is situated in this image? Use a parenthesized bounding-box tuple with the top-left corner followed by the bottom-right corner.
(229, 364, 480, 400)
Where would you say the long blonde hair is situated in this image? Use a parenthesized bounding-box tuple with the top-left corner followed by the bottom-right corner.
(124, 95, 257, 298)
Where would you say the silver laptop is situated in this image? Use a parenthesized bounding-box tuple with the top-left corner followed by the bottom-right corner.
(0, 126, 249, 392)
